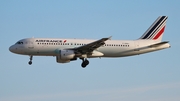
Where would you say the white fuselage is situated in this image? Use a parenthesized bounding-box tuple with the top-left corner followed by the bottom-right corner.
(8, 16, 170, 67)
(9, 38, 170, 58)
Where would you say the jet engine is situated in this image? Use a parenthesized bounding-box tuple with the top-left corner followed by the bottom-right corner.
(56, 50, 76, 63)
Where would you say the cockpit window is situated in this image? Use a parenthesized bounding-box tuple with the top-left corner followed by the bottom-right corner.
(16, 41, 23, 44)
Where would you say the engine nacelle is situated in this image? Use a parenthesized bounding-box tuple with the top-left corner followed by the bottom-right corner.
(60, 50, 75, 60)
(56, 50, 75, 63)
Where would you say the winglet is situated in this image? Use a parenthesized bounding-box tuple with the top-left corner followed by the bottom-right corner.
(101, 36, 112, 42)
(108, 36, 112, 40)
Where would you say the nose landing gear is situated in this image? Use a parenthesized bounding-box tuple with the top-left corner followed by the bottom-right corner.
(28, 55, 33, 65)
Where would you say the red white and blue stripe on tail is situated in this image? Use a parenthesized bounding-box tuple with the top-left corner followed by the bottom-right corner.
(139, 16, 168, 41)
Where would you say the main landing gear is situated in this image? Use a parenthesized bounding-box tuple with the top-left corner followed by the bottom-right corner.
(28, 55, 33, 65)
(81, 58, 89, 68)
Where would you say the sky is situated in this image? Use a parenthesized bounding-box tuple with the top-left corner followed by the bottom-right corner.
(0, 0, 180, 101)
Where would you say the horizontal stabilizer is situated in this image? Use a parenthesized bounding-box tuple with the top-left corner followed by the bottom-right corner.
(149, 41, 169, 48)
(121, 41, 170, 53)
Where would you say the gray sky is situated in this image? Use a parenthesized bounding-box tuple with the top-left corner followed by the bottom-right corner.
(1, 0, 180, 101)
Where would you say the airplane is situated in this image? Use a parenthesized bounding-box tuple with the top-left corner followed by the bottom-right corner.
(9, 16, 170, 68)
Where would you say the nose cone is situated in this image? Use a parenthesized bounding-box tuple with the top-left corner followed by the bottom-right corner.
(9, 45, 15, 53)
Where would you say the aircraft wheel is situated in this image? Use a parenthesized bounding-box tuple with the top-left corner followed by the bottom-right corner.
(81, 59, 89, 68)
(84, 59, 89, 65)
(28, 61, 32, 65)
(81, 62, 86, 68)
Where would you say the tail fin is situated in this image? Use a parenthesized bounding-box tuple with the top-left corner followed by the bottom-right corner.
(139, 16, 168, 41)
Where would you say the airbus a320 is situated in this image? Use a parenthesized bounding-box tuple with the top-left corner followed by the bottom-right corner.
(9, 16, 170, 68)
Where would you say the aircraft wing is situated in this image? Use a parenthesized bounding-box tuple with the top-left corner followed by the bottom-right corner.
(72, 36, 111, 54)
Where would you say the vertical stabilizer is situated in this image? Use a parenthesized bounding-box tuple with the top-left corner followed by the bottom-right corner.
(139, 16, 168, 41)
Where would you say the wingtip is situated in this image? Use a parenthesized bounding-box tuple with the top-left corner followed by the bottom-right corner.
(108, 36, 112, 40)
